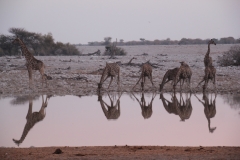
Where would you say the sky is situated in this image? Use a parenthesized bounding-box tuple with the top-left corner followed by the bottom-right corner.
(0, 0, 240, 44)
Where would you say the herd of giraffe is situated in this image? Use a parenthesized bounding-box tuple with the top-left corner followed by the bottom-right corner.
(12, 37, 217, 92)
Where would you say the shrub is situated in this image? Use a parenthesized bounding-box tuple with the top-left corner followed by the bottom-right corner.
(103, 44, 127, 56)
(0, 48, 4, 56)
(0, 28, 81, 56)
(218, 45, 240, 66)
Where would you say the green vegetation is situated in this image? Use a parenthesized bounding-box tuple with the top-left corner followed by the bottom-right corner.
(103, 44, 127, 56)
(218, 45, 240, 66)
(0, 28, 81, 56)
(88, 37, 240, 46)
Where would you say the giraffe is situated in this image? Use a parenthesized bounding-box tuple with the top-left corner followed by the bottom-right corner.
(173, 62, 192, 92)
(195, 92, 217, 133)
(159, 67, 184, 92)
(12, 37, 47, 88)
(132, 62, 154, 91)
(160, 92, 192, 121)
(197, 65, 216, 91)
(204, 39, 216, 67)
(132, 92, 156, 119)
(97, 92, 122, 120)
(12, 95, 51, 146)
(98, 62, 120, 90)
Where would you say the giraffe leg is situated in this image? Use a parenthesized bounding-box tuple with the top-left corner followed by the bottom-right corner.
(39, 67, 47, 87)
(27, 67, 33, 89)
(101, 75, 110, 87)
(174, 76, 181, 90)
(149, 74, 155, 88)
(213, 74, 216, 91)
(188, 76, 192, 92)
(132, 74, 142, 89)
(117, 71, 120, 90)
(108, 76, 113, 89)
(197, 78, 205, 88)
(142, 75, 145, 91)
(203, 78, 209, 91)
(117, 71, 120, 85)
(179, 79, 184, 91)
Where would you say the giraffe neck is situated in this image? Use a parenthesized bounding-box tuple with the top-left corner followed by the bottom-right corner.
(160, 70, 171, 89)
(99, 66, 108, 84)
(18, 39, 33, 61)
(206, 43, 211, 56)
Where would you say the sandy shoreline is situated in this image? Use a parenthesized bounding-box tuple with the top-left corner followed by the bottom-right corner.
(1, 146, 240, 160)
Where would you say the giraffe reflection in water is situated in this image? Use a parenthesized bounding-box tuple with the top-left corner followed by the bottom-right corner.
(195, 92, 217, 133)
(13, 95, 51, 146)
(132, 92, 156, 119)
(160, 92, 192, 121)
(98, 92, 122, 120)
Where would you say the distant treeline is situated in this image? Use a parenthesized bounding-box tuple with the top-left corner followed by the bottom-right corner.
(0, 28, 80, 56)
(87, 37, 240, 46)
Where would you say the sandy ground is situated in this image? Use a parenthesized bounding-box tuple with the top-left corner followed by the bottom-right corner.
(1, 45, 240, 159)
(1, 146, 240, 160)
(0, 44, 240, 97)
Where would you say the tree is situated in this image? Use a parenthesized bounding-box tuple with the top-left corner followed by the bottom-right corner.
(103, 37, 112, 45)
(219, 37, 235, 44)
(0, 34, 20, 56)
(0, 28, 80, 56)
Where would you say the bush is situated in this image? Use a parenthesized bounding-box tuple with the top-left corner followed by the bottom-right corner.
(103, 44, 127, 56)
(218, 45, 240, 66)
(0, 48, 4, 56)
(0, 28, 81, 56)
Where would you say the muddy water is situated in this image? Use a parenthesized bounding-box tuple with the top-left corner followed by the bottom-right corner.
(0, 93, 239, 147)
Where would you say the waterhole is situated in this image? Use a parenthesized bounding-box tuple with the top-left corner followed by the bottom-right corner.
(0, 92, 239, 147)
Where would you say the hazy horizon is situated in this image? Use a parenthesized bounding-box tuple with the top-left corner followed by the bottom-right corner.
(1, 0, 240, 44)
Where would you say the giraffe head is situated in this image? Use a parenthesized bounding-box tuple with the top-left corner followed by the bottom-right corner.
(12, 36, 21, 44)
(208, 39, 216, 45)
(179, 61, 186, 66)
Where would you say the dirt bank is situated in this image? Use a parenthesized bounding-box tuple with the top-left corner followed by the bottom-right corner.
(1, 146, 240, 160)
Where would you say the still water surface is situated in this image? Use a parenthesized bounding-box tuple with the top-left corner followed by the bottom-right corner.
(0, 92, 239, 147)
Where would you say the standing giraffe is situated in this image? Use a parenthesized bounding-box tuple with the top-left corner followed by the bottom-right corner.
(12, 37, 47, 88)
(98, 62, 120, 90)
(204, 39, 216, 67)
(132, 62, 154, 90)
(173, 62, 192, 92)
(197, 65, 216, 91)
